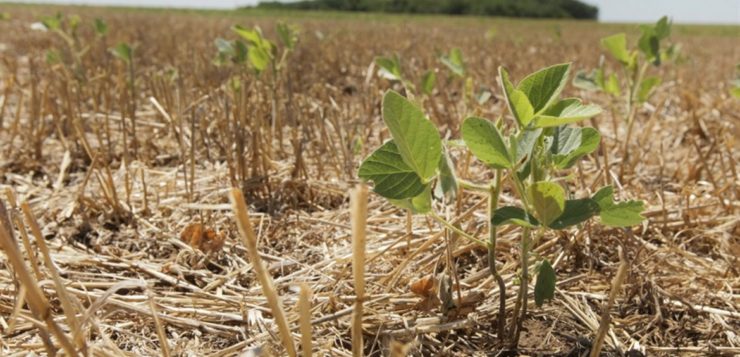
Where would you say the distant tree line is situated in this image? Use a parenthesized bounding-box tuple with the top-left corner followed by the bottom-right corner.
(255, 0, 598, 19)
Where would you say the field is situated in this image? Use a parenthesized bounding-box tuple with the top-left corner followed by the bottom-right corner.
(0, 4, 738, 356)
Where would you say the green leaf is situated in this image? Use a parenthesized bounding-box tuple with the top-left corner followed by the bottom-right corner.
(499, 67, 535, 127)
(600, 201, 646, 227)
(601, 33, 630, 64)
(663, 43, 683, 63)
(638, 16, 672, 62)
(461, 117, 512, 169)
(109, 42, 132, 64)
(382, 91, 442, 182)
(358, 140, 426, 200)
(654, 16, 671, 40)
(276, 22, 298, 49)
(440, 48, 465, 77)
(0, 12, 11, 21)
(591, 186, 646, 227)
(534, 98, 602, 128)
(389, 185, 432, 214)
(637, 76, 661, 103)
(41, 14, 62, 31)
(421, 70, 436, 96)
(604, 73, 621, 97)
(248, 45, 271, 73)
(732, 86, 740, 98)
(550, 126, 582, 156)
(591, 186, 614, 210)
(491, 206, 539, 228)
(534, 260, 556, 307)
(516, 63, 571, 114)
(93, 18, 108, 36)
(514, 128, 543, 163)
(527, 181, 566, 227)
(549, 198, 601, 229)
(573, 69, 601, 92)
(509, 89, 535, 127)
(552, 127, 601, 169)
(68, 14, 81, 33)
(376, 56, 403, 82)
(232, 25, 272, 50)
(233, 40, 248, 63)
(436, 147, 457, 201)
(215, 38, 234, 55)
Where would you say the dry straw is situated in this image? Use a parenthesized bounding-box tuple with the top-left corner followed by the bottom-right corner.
(590, 247, 629, 357)
(230, 188, 297, 357)
(298, 283, 313, 357)
(350, 184, 368, 357)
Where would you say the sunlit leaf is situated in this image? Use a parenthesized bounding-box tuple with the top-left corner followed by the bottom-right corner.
(382, 90, 442, 182)
(516, 63, 570, 114)
(461, 117, 512, 169)
(421, 70, 436, 95)
(441, 48, 465, 77)
(276, 22, 298, 49)
(604, 73, 621, 97)
(109, 42, 132, 64)
(376, 55, 403, 81)
(499, 67, 535, 127)
(248, 46, 270, 74)
(534, 98, 602, 128)
(601, 33, 630, 64)
(637, 76, 661, 103)
(527, 181, 566, 227)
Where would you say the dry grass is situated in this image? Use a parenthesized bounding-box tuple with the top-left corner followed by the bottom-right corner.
(0, 5, 738, 356)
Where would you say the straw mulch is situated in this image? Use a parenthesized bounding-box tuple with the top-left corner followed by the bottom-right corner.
(0, 5, 738, 356)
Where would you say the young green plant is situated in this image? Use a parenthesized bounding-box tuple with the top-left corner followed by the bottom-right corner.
(228, 23, 299, 146)
(573, 16, 676, 179)
(358, 62, 646, 348)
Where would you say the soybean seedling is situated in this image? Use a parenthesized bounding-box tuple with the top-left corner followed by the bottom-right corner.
(439, 48, 492, 110)
(229, 23, 299, 142)
(359, 62, 646, 348)
(573, 16, 676, 179)
(375, 54, 437, 99)
(109, 42, 137, 157)
(39, 13, 87, 82)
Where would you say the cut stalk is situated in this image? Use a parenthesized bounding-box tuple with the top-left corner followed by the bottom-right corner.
(590, 247, 629, 357)
(298, 283, 313, 357)
(350, 184, 368, 357)
(229, 188, 296, 357)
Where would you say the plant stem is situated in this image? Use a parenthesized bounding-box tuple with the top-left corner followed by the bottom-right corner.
(620, 62, 649, 181)
(506, 170, 533, 348)
(488, 170, 507, 342)
(429, 212, 488, 248)
(458, 178, 490, 193)
(509, 226, 531, 348)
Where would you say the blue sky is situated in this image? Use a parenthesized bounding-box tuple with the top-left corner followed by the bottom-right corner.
(13, 0, 740, 24)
